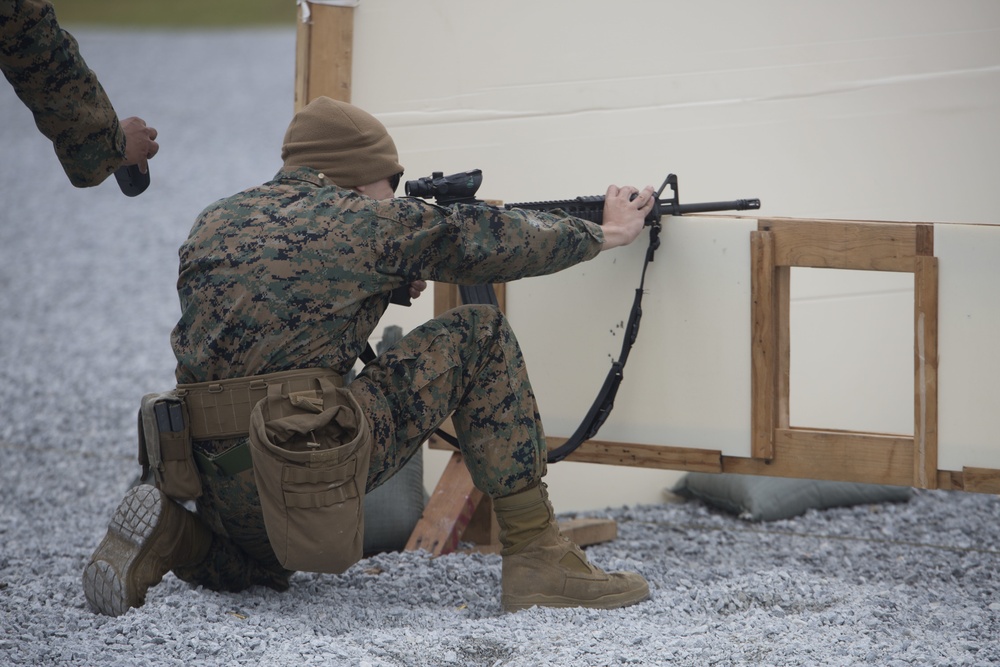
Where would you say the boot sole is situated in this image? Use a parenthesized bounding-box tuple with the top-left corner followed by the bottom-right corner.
(82, 485, 166, 617)
(502, 585, 651, 613)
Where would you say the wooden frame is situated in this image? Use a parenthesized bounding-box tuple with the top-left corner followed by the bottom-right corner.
(294, 1, 355, 109)
(422, 218, 1000, 494)
(748, 218, 939, 489)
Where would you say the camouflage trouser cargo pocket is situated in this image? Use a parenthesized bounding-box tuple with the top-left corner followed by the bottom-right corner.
(249, 377, 372, 574)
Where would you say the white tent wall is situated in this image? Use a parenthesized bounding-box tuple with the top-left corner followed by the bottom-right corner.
(342, 1, 1000, 511)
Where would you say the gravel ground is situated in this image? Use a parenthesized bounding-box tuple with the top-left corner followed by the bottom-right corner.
(2, 29, 999, 667)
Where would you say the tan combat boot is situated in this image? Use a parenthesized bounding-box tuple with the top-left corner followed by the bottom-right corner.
(494, 483, 649, 612)
(83, 484, 211, 617)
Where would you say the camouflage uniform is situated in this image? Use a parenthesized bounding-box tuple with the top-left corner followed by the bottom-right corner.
(169, 166, 605, 591)
(0, 0, 125, 187)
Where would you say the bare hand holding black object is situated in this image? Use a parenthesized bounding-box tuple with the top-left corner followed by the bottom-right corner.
(114, 117, 158, 196)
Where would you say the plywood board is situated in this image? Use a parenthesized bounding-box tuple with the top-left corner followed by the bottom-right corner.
(351, 1, 1000, 226)
(506, 216, 757, 457)
(936, 224, 1000, 470)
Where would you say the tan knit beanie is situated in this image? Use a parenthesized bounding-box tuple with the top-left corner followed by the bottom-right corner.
(281, 97, 403, 187)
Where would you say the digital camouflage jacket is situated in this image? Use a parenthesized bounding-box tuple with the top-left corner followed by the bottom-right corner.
(1, 0, 124, 187)
(171, 167, 605, 383)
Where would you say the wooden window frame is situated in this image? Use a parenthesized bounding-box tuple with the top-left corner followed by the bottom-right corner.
(748, 219, 939, 488)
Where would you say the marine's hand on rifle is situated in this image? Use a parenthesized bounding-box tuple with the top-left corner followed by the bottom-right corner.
(600, 184, 656, 251)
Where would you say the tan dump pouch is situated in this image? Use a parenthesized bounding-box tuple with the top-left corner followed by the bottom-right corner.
(248, 376, 372, 574)
(138, 391, 202, 501)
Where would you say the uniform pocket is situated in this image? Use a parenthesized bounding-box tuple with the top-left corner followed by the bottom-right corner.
(249, 379, 372, 574)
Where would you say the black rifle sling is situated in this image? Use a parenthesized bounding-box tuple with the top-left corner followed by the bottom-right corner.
(546, 221, 661, 462)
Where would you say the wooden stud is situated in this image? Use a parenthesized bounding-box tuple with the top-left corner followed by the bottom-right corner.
(935, 470, 963, 490)
(725, 428, 915, 486)
(914, 254, 939, 489)
(294, 2, 355, 109)
(915, 223, 935, 257)
(405, 452, 484, 556)
(293, 4, 312, 110)
(550, 437, 722, 472)
(934, 468, 1000, 493)
(750, 230, 776, 459)
(429, 435, 722, 473)
(460, 495, 499, 548)
(494, 283, 507, 312)
(960, 467, 1000, 494)
(559, 518, 618, 548)
(762, 218, 918, 272)
(432, 281, 462, 317)
(775, 266, 791, 432)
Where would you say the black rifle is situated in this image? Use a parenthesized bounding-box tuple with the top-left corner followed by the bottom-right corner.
(402, 169, 761, 462)
(404, 168, 760, 223)
(400, 169, 760, 306)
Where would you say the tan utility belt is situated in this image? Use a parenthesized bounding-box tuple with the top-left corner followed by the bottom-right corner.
(138, 367, 344, 497)
(138, 365, 371, 573)
(176, 367, 345, 440)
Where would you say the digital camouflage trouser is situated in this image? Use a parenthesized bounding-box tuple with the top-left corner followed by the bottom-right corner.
(174, 305, 548, 591)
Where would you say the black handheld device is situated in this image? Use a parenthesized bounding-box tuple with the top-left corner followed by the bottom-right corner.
(114, 164, 150, 197)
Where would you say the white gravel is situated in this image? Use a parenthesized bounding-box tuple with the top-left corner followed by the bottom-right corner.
(1, 28, 999, 667)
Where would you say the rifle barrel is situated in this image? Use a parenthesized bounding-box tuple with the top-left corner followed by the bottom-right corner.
(673, 198, 761, 215)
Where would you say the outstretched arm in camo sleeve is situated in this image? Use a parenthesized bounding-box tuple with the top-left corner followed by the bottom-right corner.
(369, 183, 655, 287)
(0, 0, 158, 187)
